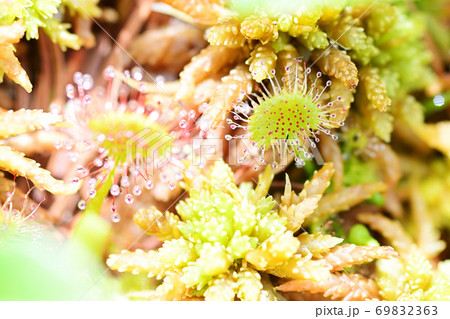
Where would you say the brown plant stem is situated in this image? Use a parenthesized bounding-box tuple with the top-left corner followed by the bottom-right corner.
(103, 0, 154, 70)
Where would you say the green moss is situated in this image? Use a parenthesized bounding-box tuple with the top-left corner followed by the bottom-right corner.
(347, 224, 380, 246)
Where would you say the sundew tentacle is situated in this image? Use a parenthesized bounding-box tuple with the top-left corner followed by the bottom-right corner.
(227, 58, 345, 168)
(59, 67, 196, 220)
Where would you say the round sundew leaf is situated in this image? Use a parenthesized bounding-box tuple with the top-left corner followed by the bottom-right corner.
(87, 111, 173, 164)
(248, 92, 321, 149)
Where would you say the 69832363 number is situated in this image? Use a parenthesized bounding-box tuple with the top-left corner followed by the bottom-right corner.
(375, 305, 438, 316)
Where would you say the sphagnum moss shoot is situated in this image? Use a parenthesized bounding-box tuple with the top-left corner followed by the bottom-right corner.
(226, 58, 345, 168)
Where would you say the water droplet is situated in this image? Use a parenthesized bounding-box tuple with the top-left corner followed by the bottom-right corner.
(66, 84, 75, 99)
(156, 75, 165, 87)
(272, 162, 278, 168)
(54, 141, 62, 150)
(73, 72, 83, 84)
(179, 119, 187, 128)
(94, 158, 103, 167)
(105, 101, 113, 110)
(149, 110, 160, 121)
(65, 141, 73, 151)
(129, 167, 138, 177)
(332, 135, 338, 140)
(185, 170, 194, 179)
(78, 200, 86, 210)
(83, 95, 91, 104)
(82, 74, 94, 90)
(197, 103, 207, 113)
(95, 135, 106, 144)
(433, 94, 445, 107)
(138, 83, 148, 94)
(89, 190, 96, 199)
(295, 159, 305, 167)
(131, 67, 143, 81)
(120, 176, 130, 188)
(168, 182, 175, 190)
(68, 152, 80, 163)
(111, 213, 121, 223)
(145, 180, 153, 190)
(110, 184, 120, 196)
(125, 194, 134, 204)
(225, 135, 232, 141)
(72, 177, 79, 183)
(103, 66, 115, 80)
(88, 178, 97, 188)
(132, 185, 142, 196)
(50, 103, 61, 115)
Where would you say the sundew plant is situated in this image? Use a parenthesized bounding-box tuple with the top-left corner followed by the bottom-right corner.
(0, 0, 449, 302)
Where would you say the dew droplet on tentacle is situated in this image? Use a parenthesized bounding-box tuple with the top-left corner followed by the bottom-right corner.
(110, 184, 120, 197)
(179, 119, 187, 128)
(82, 74, 94, 91)
(175, 172, 184, 180)
(94, 158, 103, 167)
(73, 72, 83, 85)
(125, 194, 134, 204)
(50, 103, 61, 115)
(132, 185, 142, 196)
(88, 178, 97, 188)
(78, 200, 86, 210)
(131, 67, 143, 81)
(111, 212, 121, 223)
(120, 176, 130, 188)
(145, 180, 153, 190)
(66, 84, 75, 99)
